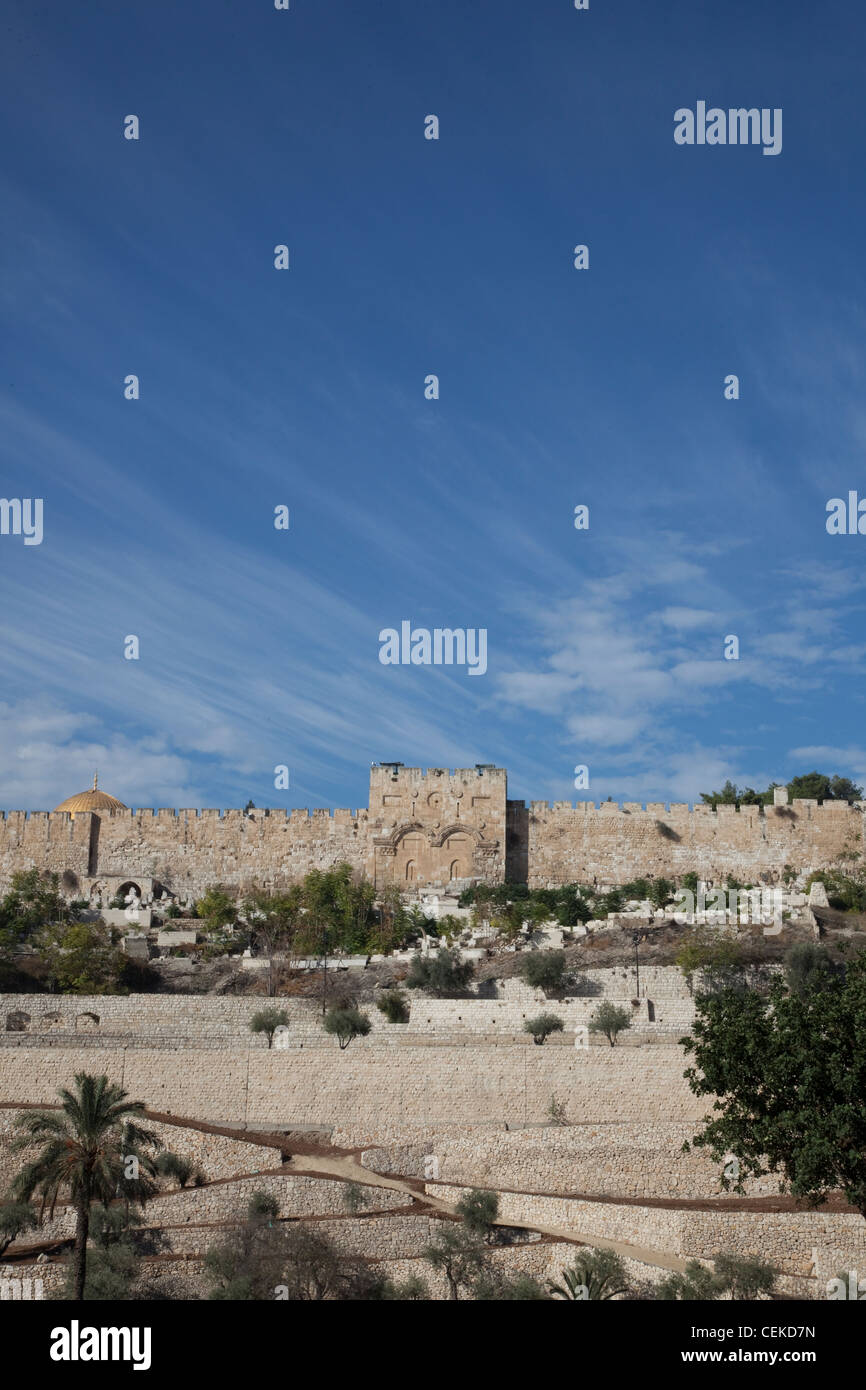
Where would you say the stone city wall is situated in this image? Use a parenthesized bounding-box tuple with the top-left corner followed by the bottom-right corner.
(1, 766, 862, 895)
(522, 797, 863, 887)
(0, 1043, 710, 1129)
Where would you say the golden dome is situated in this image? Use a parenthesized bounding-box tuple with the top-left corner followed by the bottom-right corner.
(54, 773, 128, 816)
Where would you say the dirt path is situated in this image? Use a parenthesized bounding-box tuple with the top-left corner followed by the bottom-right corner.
(288, 1152, 691, 1273)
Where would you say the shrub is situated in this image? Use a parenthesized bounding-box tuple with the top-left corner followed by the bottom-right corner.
(589, 1001, 631, 1046)
(675, 926, 745, 996)
(405, 947, 475, 997)
(247, 1190, 280, 1222)
(323, 1006, 371, 1049)
(155, 1152, 205, 1188)
(656, 1259, 724, 1301)
(784, 943, 836, 994)
(378, 1273, 430, 1300)
(546, 1094, 571, 1126)
(520, 951, 567, 995)
(595, 889, 625, 916)
(342, 1182, 369, 1215)
(376, 990, 410, 1023)
(473, 1271, 549, 1300)
(621, 878, 652, 901)
(523, 1013, 565, 1045)
(648, 877, 674, 908)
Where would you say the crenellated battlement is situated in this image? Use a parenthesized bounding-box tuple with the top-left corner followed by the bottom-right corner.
(0, 768, 862, 895)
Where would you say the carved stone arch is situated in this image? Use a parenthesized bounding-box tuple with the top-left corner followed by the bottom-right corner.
(430, 823, 485, 849)
(381, 822, 430, 851)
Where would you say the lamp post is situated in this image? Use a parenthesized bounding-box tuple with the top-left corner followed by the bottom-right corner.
(321, 926, 328, 1016)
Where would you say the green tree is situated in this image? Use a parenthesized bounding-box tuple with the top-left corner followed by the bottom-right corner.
(205, 1215, 290, 1300)
(300, 865, 378, 956)
(58, 1202, 148, 1301)
(788, 771, 863, 804)
(323, 1005, 371, 1049)
(648, 877, 674, 909)
(589, 1001, 631, 1046)
(11, 1073, 160, 1301)
(406, 947, 475, 997)
(35, 920, 126, 995)
(554, 888, 593, 928)
(0, 1199, 37, 1255)
(249, 1006, 289, 1048)
(681, 953, 866, 1220)
(548, 1248, 630, 1300)
(278, 1225, 364, 1300)
(370, 883, 410, 955)
(195, 887, 236, 934)
(0, 868, 74, 961)
(455, 1189, 499, 1243)
(491, 901, 529, 944)
(701, 771, 863, 808)
(520, 950, 567, 995)
(63, 1236, 141, 1301)
(422, 1223, 487, 1300)
(241, 888, 300, 996)
(524, 1013, 565, 1045)
(713, 1252, 777, 1300)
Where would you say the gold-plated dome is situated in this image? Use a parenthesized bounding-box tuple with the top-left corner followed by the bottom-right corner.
(54, 773, 128, 816)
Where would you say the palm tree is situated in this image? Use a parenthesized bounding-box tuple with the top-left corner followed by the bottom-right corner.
(548, 1248, 630, 1301)
(11, 1072, 161, 1300)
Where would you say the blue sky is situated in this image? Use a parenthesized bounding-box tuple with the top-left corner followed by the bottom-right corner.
(2, 0, 866, 814)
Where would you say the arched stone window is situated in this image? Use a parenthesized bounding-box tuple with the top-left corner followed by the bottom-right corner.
(405, 860, 416, 882)
(76, 1012, 100, 1031)
(5, 1010, 30, 1032)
